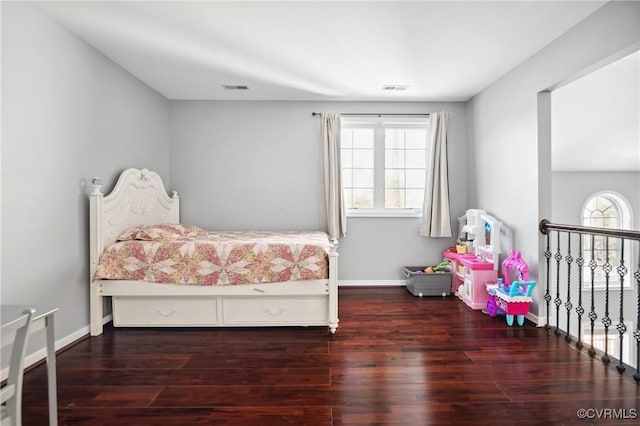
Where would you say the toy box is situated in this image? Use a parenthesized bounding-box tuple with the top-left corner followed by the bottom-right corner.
(403, 267, 451, 297)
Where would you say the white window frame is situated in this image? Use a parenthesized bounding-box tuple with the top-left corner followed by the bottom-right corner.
(341, 116, 429, 218)
(580, 191, 634, 291)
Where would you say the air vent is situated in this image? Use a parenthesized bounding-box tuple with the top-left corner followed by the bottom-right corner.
(382, 85, 409, 91)
(222, 85, 250, 90)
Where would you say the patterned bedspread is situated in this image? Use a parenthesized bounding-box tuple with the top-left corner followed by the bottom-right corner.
(95, 229, 331, 286)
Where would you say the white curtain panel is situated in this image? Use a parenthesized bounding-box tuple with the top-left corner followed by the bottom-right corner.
(420, 111, 452, 237)
(321, 113, 346, 239)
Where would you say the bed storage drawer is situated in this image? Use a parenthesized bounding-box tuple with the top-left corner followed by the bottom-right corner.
(222, 296, 327, 325)
(113, 297, 218, 326)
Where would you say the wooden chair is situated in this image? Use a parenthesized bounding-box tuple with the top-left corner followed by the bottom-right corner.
(1, 309, 35, 426)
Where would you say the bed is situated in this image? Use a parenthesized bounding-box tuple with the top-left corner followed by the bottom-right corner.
(88, 168, 339, 336)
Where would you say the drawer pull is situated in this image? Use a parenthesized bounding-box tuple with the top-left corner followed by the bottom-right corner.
(155, 306, 178, 317)
(263, 306, 286, 316)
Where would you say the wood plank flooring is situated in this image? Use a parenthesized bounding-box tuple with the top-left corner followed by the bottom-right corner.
(21, 287, 640, 425)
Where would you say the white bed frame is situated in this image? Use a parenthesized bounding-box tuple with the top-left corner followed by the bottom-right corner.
(88, 168, 339, 336)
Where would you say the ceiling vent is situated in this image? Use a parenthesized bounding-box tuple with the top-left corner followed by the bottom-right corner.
(222, 85, 250, 90)
(382, 85, 409, 91)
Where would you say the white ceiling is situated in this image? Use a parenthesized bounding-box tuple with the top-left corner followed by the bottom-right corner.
(37, 0, 608, 101)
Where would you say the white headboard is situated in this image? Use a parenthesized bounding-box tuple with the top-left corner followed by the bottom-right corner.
(89, 168, 179, 279)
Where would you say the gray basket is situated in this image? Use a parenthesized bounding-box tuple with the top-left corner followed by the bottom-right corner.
(403, 266, 451, 297)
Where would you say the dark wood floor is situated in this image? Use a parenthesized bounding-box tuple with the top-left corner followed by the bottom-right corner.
(22, 287, 640, 425)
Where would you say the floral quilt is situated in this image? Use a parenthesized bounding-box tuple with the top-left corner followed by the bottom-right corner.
(95, 228, 331, 286)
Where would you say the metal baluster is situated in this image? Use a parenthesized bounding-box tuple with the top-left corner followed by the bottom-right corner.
(544, 231, 552, 331)
(588, 234, 597, 357)
(539, 219, 640, 376)
(602, 236, 612, 364)
(565, 233, 573, 342)
(615, 238, 627, 373)
(633, 249, 640, 382)
(575, 236, 585, 350)
(554, 232, 563, 336)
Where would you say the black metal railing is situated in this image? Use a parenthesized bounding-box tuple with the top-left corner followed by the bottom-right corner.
(539, 220, 640, 382)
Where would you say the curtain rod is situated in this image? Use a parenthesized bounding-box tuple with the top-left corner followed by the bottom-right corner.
(311, 112, 429, 117)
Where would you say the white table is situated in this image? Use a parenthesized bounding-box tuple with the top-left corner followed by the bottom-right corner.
(1, 305, 58, 426)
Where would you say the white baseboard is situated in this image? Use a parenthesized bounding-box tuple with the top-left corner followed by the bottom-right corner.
(532, 314, 546, 327)
(526, 312, 544, 326)
(339, 280, 406, 287)
(1, 314, 113, 381)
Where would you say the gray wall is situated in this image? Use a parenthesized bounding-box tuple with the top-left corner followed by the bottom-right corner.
(1, 2, 170, 359)
(170, 101, 467, 281)
(467, 1, 640, 318)
(6, 0, 635, 370)
(551, 172, 639, 367)
(552, 172, 640, 228)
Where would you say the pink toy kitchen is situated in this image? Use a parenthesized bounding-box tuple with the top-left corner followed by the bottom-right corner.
(443, 209, 501, 310)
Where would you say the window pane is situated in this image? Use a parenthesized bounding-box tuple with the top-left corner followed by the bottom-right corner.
(384, 129, 426, 209)
(341, 118, 429, 213)
(590, 211, 604, 228)
(385, 129, 404, 149)
(602, 205, 616, 217)
(385, 169, 404, 189)
(385, 149, 405, 168)
(583, 195, 621, 230)
(595, 196, 612, 212)
(343, 188, 353, 208)
(406, 189, 424, 209)
(352, 169, 373, 188)
(405, 129, 427, 149)
(352, 189, 373, 208)
(341, 129, 353, 148)
(406, 149, 427, 168)
(585, 198, 597, 211)
(342, 169, 353, 187)
(341, 150, 353, 168)
(353, 129, 374, 148)
(603, 217, 619, 228)
(594, 270, 605, 282)
(353, 149, 374, 168)
(406, 169, 426, 188)
(385, 189, 403, 208)
(581, 193, 629, 288)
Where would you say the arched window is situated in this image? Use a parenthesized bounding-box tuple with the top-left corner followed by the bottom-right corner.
(581, 192, 633, 288)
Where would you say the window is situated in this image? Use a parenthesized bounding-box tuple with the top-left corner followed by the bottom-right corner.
(340, 116, 429, 216)
(581, 192, 633, 289)
(582, 321, 635, 368)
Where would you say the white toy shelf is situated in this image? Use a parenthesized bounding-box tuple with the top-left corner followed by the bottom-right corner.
(446, 209, 504, 310)
(458, 209, 502, 271)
